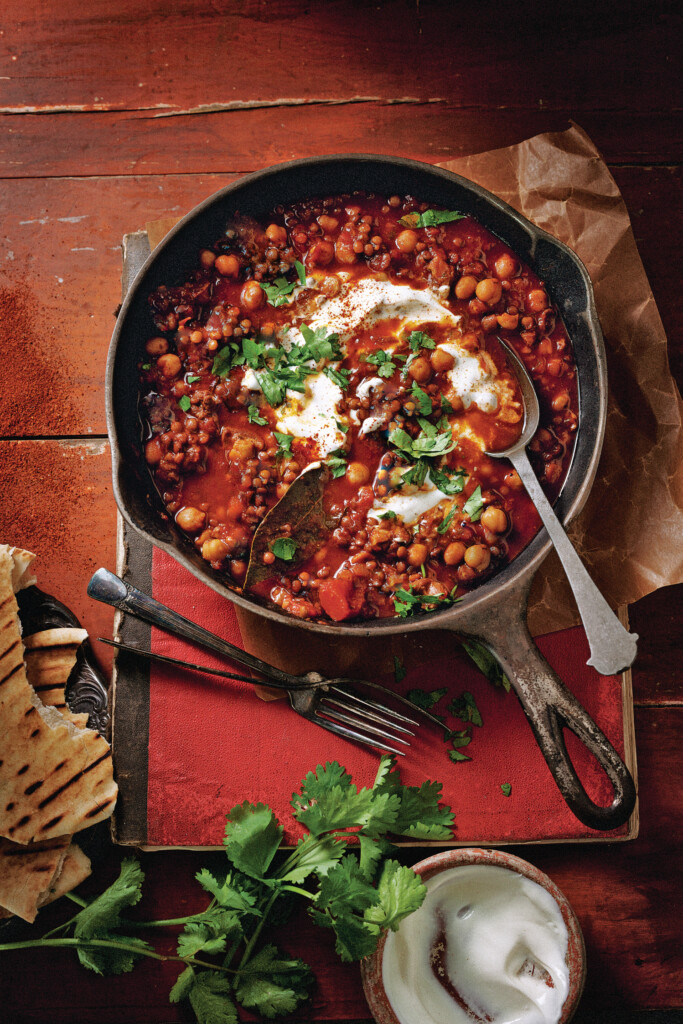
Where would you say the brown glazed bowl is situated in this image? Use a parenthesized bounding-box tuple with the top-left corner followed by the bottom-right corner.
(361, 847, 586, 1024)
(106, 154, 636, 831)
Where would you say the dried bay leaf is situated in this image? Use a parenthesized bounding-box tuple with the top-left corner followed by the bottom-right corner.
(245, 463, 332, 589)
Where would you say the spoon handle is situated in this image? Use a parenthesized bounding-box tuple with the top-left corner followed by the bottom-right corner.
(510, 450, 638, 675)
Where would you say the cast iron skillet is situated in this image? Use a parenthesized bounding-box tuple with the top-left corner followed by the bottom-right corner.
(107, 155, 636, 832)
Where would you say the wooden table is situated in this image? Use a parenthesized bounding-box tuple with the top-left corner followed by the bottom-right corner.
(1, 2, 681, 1021)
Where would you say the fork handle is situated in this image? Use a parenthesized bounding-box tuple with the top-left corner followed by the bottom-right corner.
(87, 568, 297, 687)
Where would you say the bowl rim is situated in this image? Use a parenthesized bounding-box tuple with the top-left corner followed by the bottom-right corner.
(360, 845, 587, 1024)
(107, 153, 607, 636)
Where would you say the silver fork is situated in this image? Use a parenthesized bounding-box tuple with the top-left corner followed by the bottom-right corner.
(88, 568, 436, 755)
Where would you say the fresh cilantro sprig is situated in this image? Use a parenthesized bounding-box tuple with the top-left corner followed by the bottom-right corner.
(407, 330, 436, 352)
(326, 448, 348, 479)
(274, 431, 293, 460)
(389, 421, 457, 462)
(393, 586, 460, 618)
(247, 404, 268, 426)
(463, 485, 484, 522)
(0, 759, 453, 1022)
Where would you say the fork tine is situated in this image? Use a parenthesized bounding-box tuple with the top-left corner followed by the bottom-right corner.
(311, 711, 407, 756)
(328, 685, 419, 729)
(319, 700, 411, 746)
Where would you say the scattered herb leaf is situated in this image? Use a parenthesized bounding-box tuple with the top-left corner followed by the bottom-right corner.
(365, 350, 396, 379)
(410, 381, 432, 415)
(274, 431, 293, 459)
(436, 507, 456, 535)
(186, 374, 201, 384)
(260, 276, 298, 307)
(461, 640, 511, 691)
(463, 485, 484, 522)
(501, 783, 512, 797)
(326, 449, 348, 479)
(401, 209, 466, 229)
(407, 687, 447, 710)
(270, 537, 298, 562)
(407, 330, 436, 352)
(295, 260, 306, 285)
(393, 655, 406, 684)
(247, 405, 268, 426)
(448, 691, 483, 727)
(178, 395, 192, 412)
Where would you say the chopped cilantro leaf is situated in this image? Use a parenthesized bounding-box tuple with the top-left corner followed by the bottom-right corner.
(295, 259, 306, 285)
(441, 394, 454, 414)
(336, 419, 349, 434)
(141, 362, 151, 370)
(186, 374, 201, 383)
(270, 537, 297, 561)
(298, 323, 341, 363)
(448, 691, 483, 727)
(501, 783, 512, 797)
(408, 330, 436, 352)
(378, 510, 397, 520)
(242, 336, 266, 369)
(247, 404, 267, 426)
(393, 655, 406, 684)
(326, 449, 348, 479)
(273, 431, 293, 459)
(365, 350, 396, 378)
(393, 586, 456, 618)
(402, 459, 429, 487)
(461, 640, 511, 691)
(414, 209, 466, 228)
(178, 395, 191, 412)
(449, 748, 472, 763)
(259, 370, 287, 408)
(436, 507, 456, 535)
(407, 687, 447, 710)
(411, 381, 432, 415)
(324, 365, 351, 390)
(430, 466, 467, 496)
(212, 345, 237, 378)
(260, 276, 298, 307)
(463, 485, 484, 522)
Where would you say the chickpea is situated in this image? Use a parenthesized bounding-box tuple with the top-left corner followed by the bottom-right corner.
(240, 280, 265, 311)
(145, 438, 163, 465)
(229, 436, 255, 462)
(408, 356, 432, 383)
(475, 278, 503, 305)
(494, 253, 517, 280)
(320, 274, 341, 297)
(265, 223, 288, 246)
(552, 391, 570, 411)
(200, 249, 216, 269)
(308, 239, 335, 267)
(407, 543, 429, 567)
(215, 253, 240, 277)
(157, 353, 182, 378)
(189, 329, 205, 344)
(454, 275, 477, 299)
(430, 347, 455, 373)
(527, 288, 548, 312)
(480, 506, 507, 533)
(335, 235, 357, 264)
(346, 462, 370, 486)
(201, 538, 229, 562)
(443, 541, 466, 565)
(317, 214, 338, 233)
(175, 506, 206, 533)
(464, 544, 491, 570)
(145, 336, 168, 356)
(395, 229, 418, 253)
(497, 312, 519, 330)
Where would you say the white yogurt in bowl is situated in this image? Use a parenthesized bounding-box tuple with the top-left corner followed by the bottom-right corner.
(361, 849, 585, 1024)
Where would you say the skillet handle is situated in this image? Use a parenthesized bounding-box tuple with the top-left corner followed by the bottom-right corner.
(454, 605, 636, 832)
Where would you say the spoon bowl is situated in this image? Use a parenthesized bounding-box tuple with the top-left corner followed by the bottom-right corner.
(485, 337, 638, 677)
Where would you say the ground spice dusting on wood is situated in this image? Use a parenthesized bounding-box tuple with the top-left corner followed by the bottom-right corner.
(0, 286, 81, 436)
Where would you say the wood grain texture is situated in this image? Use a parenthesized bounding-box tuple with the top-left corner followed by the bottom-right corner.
(0, 440, 116, 670)
(1, 1, 679, 115)
(2, 107, 682, 180)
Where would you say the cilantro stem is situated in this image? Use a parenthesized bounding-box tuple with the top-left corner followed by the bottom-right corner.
(279, 884, 315, 899)
(236, 889, 280, 974)
(65, 892, 88, 907)
(125, 915, 208, 929)
(0, 937, 235, 974)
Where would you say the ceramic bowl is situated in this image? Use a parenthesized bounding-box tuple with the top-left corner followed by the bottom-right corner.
(361, 846, 586, 1024)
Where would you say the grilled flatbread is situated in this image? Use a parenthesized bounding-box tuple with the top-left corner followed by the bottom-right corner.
(0, 834, 70, 922)
(38, 842, 91, 907)
(24, 627, 88, 712)
(0, 549, 117, 844)
(4, 545, 37, 593)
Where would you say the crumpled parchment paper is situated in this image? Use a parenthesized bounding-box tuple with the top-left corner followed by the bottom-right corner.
(440, 123, 683, 634)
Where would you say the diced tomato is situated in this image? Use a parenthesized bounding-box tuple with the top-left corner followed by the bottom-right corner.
(319, 577, 354, 621)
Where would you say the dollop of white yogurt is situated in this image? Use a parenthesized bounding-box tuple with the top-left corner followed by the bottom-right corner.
(382, 864, 570, 1024)
(274, 372, 345, 457)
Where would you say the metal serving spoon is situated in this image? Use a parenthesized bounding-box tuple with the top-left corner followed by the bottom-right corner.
(487, 338, 638, 676)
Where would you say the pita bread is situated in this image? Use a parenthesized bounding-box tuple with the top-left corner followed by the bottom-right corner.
(24, 628, 88, 711)
(0, 545, 38, 593)
(0, 549, 117, 844)
(0, 834, 70, 922)
(38, 842, 91, 907)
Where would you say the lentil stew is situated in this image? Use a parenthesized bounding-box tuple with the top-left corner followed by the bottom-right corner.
(138, 192, 577, 623)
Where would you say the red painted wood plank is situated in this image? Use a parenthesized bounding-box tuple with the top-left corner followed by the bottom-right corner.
(0, 706, 680, 1020)
(1, 107, 681, 180)
(1, 1, 679, 116)
(0, 439, 116, 670)
(0, 174, 239, 435)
